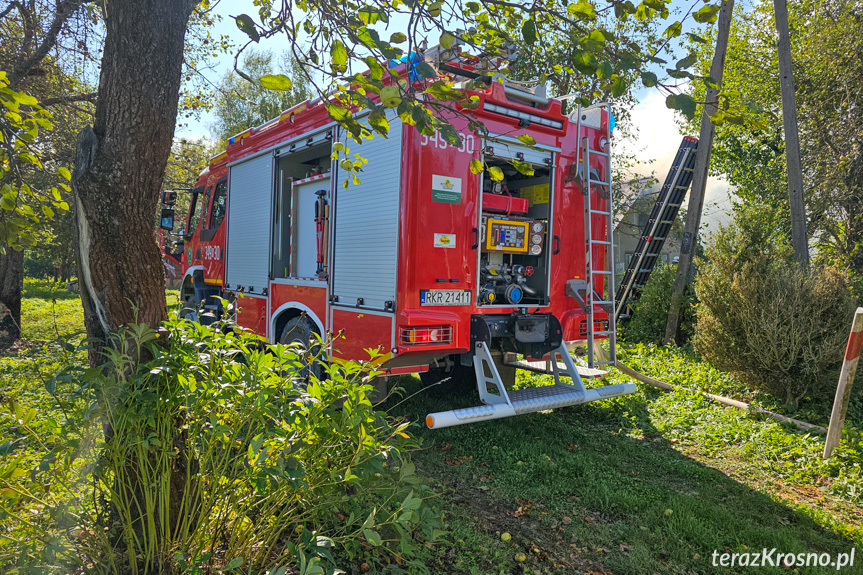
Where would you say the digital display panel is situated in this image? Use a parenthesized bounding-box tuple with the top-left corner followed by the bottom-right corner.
(486, 219, 529, 252)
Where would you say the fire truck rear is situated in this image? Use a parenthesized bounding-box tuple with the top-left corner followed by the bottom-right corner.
(160, 46, 636, 428)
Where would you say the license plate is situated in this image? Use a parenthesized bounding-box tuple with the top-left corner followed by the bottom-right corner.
(420, 289, 471, 306)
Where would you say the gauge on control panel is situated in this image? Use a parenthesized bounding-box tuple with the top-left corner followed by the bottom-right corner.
(531, 234, 543, 244)
(530, 244, 543, 255)
(532, 222, 544, 233)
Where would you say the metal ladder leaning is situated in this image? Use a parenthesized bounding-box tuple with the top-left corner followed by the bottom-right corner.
(614, 136, 698, 321)
(577, 104, 617, 369)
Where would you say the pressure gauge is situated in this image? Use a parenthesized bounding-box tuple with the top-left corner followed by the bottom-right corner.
(530, 244, 542, 255)
(532, 222, 544, 233)
(531, 234, 543, 244)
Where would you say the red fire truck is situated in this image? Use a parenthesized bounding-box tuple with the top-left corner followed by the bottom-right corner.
(160, 46, 636, 428)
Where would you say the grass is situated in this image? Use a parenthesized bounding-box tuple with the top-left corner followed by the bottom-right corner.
(3, 281, 862, 574)
(387, 349, 863, 574)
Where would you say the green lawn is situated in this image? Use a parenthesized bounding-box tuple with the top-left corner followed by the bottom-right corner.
(3, 281, 862, 574)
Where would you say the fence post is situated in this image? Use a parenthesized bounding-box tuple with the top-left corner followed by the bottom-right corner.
(823, 308, 863, 459)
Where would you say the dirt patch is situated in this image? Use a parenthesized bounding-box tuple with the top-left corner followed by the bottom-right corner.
(433, 476, 612, 575)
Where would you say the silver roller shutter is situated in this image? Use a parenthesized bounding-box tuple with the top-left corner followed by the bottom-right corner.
(331, 119, 403, 310)
(225, 153, 273, 294)
(484, 135, 555, 166)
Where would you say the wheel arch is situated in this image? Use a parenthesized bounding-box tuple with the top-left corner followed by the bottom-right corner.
(270, 302, 325, 344)
(181, 266, 204, 302)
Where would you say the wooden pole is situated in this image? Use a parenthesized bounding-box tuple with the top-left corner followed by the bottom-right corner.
(773, 0, 810, 268)
(594, 344, 827, 435)
(823, 308, 863, 458)
(664, 0, 734, 345)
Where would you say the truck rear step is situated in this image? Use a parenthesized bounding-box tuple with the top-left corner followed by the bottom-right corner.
(426, 341, 636, 429)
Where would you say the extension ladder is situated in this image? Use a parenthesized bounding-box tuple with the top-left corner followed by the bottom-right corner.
(614, 136, 698, 321)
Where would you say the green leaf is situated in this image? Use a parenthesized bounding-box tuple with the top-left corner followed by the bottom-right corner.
(259, 74, 293, 91)
(414, 62, 438, 79)
(57, 167, 71, 181)
(363, 529, 382, 546)
(223, 557, 244, 571)
(470, 159, 484, 174)
(693, 3, 721, 23)
(663, 21, 682, 38)
(522, 19, 537, 45)
(666, 93, 697, 119)
(428, 2, 442, 17)
(390, 32, 407, 44)
(567, 1, 597, 20)
(440, 32, 456, 49)
(687, 32, 708, 43)
(516, 134, 536, 146)
(488, 166, 504, 182)
(676, 52, 697, 69)
(41, 205, 54, 219)
(597, 61, 614, 80)
(610, 76, 626, 98)
(641, 71, 658, 87)
(368, 107, 389, 137)
(331, 40, 348, 72)
(234, 14, 259, 42)
(587, 29, 607, 44)
(358, 6, 385, 24)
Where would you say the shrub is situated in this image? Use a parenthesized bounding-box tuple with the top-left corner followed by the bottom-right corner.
(694, 206, 858, 409)
(1, 314, 441, 574)
(622, 262, 696, 345)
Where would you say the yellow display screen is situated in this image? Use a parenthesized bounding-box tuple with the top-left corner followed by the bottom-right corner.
(486, 219, 529, 252)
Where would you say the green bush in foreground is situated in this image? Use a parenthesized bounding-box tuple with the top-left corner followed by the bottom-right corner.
(1, 314, 441, 574)
(694, 206, 858, 409)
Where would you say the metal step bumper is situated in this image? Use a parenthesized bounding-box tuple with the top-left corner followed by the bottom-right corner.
(426, 341, 636, 429)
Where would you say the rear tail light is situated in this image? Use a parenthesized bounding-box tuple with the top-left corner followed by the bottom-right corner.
(400, 325, 453, 346)
(579, 319, 610, 337)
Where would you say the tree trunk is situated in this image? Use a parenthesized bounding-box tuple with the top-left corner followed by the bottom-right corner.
(773, 0, 809, 268)
(71, 0, 196, 360)
(0, 249, 24, 350)
(663, 0, 735, 345)
(70, 1, 197, 560)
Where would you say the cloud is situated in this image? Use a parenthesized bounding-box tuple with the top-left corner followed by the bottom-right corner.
(617, 90, 734, 231)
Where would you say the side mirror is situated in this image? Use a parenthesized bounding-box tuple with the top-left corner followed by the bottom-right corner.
(160, 207, 175, 231)
(161, 190, 176, 206)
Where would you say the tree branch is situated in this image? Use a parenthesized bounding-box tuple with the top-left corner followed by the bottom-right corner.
(8, 0, 91, 89)
(40, 92, 97, 106)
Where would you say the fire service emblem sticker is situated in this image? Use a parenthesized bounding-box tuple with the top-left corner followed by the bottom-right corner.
(431, 175, 462, 204)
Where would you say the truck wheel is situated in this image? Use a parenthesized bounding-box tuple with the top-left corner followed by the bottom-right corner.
(280, 316, 323, 380)
(181, 296, 199, 323)
(419, 359, 476, 396)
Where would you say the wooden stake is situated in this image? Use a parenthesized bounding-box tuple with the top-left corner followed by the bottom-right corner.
(664, 0, 735, 345)
(823, 308, 863, 459)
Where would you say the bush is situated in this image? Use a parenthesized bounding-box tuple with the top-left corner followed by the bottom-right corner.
(1, 314, 441, 574)
(622, 263, 696, 345)
(694, 206, 858, 409)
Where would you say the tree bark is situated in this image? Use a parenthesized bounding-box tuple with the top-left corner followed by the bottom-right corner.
(773, 0, 809, 268)
(663, 0, 735, 345)
(71, 0, 196, 360)
(0, 249, 24, 350)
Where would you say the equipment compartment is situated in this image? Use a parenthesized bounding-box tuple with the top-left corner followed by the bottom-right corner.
(477, 152, 553, 307)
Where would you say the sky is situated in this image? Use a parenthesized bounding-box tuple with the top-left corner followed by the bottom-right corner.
(180, 0, 735, 229)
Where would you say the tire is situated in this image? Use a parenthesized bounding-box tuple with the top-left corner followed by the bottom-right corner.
(419, 357, 476, 397)
(279, 316, 323, 381)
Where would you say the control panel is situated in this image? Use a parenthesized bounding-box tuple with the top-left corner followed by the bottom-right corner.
(483, 217, 546, 254)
